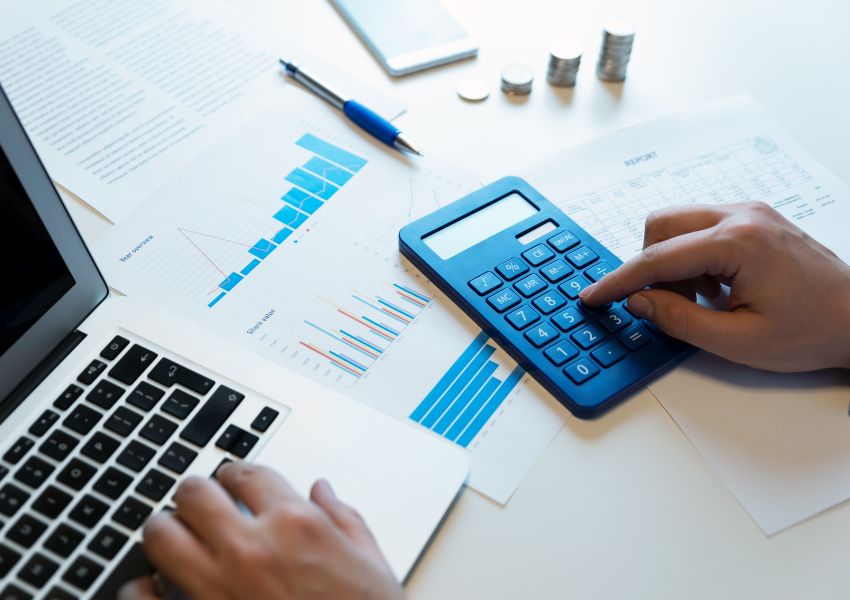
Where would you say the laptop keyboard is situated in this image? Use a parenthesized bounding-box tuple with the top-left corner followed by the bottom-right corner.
(0, 334, 288, 599)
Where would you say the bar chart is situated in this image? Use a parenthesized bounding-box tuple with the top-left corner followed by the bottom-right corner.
(411, 332, 525, 447)
(207, 133, 368, 308)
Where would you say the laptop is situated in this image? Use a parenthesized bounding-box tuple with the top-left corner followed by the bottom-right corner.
(0, 86, 468, 599)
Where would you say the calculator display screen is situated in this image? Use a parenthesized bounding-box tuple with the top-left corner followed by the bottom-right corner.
(423, 193, 538, 259)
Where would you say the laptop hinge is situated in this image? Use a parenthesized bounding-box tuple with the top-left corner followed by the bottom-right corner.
(0, 329, 86, 424)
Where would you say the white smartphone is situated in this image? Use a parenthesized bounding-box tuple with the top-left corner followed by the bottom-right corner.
(329, 0, 478, 77)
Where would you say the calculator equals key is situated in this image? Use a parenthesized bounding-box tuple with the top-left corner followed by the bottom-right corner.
(400, 176, 695, 418)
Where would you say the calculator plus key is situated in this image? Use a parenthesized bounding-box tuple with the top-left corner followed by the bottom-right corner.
(571, 324, 606, 350)
(551, 307, 586, 332)
(585, 261, 614, 282)
(547, 230, 580, 252)
(468, 272, 502, 295)
(514, 273, 548, 297)
(540, 259, 573, 283)
(521, 243, 555, 266)
(486, 289, 521, 313)
(506, 306, 540, 330)
(566, 246, 599, 269)
(532, 291, 566, 315)
(496, 257, 529, 280)
(558, 275, 591, 300)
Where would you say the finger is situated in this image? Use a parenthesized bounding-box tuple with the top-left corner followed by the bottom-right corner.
(581, 229, 734, 305)
(311, 479, 387, 563)
(217, 462, 300, 514)
(643, 205, 727, 247)
(118, 577, 160, 600)
(693, 275, 722, 299)
(626, 288, 764, 361)
(173, 476, 248, 551)
(142, 511, 216, 598)
(651, 280, 696, 302)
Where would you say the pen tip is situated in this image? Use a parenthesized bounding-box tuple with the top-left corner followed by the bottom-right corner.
(394, 133, 423, 156)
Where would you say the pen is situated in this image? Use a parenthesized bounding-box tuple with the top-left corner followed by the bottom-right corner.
(279, 58, 423, 156)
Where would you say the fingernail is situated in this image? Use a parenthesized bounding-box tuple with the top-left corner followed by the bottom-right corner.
(627, 293, 653, 319)
(579, 283, 596, 299)
(317, 478, 336, 497)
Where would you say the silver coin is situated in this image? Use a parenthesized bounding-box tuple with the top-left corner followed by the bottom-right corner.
(549, 39, 583, 63)
(602, 17, 636, 38)
(501, 63, 534, 95)
(456, 78, 490, 102)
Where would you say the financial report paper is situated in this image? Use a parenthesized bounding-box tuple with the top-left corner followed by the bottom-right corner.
(521, 96, 850, 535)
(95, 93, 567, 504)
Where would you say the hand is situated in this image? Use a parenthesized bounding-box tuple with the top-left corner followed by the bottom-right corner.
(579, 201, 850, 372)
(118, 463, 404, 600)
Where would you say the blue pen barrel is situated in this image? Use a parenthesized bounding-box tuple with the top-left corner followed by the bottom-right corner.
(343, 100, 399, 147)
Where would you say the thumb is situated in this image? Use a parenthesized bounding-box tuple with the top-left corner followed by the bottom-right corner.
(310, 479, 380, 551)
(627, 289, 761, 362)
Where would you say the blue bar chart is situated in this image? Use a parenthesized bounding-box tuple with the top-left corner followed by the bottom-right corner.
(208, 133, 367, 308)
(411, 332, 525, 447)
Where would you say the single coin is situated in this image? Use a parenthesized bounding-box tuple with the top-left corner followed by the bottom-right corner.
(549, 39, 583, 62)
(456, 78, 490, 102)
(602, 17, 636, 38)
(501, 63, 534, 95)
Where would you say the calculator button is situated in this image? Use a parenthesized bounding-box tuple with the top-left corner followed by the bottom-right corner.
(551, 307, 585, 332)
(514, 274, 548, 297)
(619, 325, 652, 350)
(564, 358, 600, 384)
(496, 257, 530, 281)
(547, 230, 580, 252)
(532, 291, 566, 315)
(591, 342, 627, 367)
(487, 289, 522, 313)
(566, 246, 599, 269)
(540, 259, 573, 283)
(506, 306, 540, 330)
(524, 322, 559, 348)
(585, 261, 614, 282)
(599, 308, 632, 333)
(558, 275, 590, 300)
(571, 324, 606, 349)
(521, 244, 555, 266)
(577, 300, 610, 315)
(468, 272, 502, 295)
(543, 341, 579, 366)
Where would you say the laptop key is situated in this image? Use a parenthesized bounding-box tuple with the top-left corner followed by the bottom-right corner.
(100, 335, 130, 361)
(57, 458, 97, 491)
(15, 456, 54, 489)
(86, 380, 126, 410)
(161, 389, 199, 420)
(81, 432, 121, 463)
(77, 359, 107, 385)
(215, 424, 241, 451)
(232, 431, 259, 459)
(180, 385, 244, 447)
(8, 513, 47, 546)
(158, 442, 197, 475)
(54, 384, 83, 411)
(90, 542, 153, 600)
(113, 496, 153, 530)
(117, 441, 156, 473)
(19, 552, 59, 589)
(140, 414, 178, 446)
(127, 382, 165, 412)
(0, 543, 21, 578)
(3, 436, 34, 465)
(0, 465, 7, 482)
(93, 467, 133, 500)
(69, 494, 109, 529)
(33, 485, 72, 519)
(136, 469, 176, 502)
(148, 358, 215, 395)
(108, 344, 158, 385)
(105, 406, 143, 437)
(0, 483, 28, 517)
(40, 430, 78, 461)
(29, 409, 60, 437)
(64, 404, 103, 435)
(251, 407, 280, 433)
(44, 588, 76, 600)
(89, 525, 129, 560)
(62, 555, 103, 591)
(44, 523, 85, 558)
(0, 584, 31, 600)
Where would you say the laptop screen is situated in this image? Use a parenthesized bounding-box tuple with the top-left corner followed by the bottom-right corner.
(0, 143, 75, 356)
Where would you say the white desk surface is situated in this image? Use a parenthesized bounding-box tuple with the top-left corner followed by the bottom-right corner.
(66, 1, 850, 598)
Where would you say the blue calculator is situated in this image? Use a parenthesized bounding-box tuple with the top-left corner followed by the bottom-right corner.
(399, 177, 694, 418)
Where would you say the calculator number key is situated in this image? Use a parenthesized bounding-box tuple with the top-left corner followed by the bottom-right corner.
(524, 322, 559, 348)
(540, 259, 573, 283)
(599, 308, 632, 333)
(566, 246, 599, 269)
(521, 244, 555, 266)
(487, 289, 521, 313)
(571, 324, 606, 349)
(619, 325, 653, 350)
(591, 342, 627, 367)
(585, 261, 614, 282)
(496, 258, 529, 281)
(468, 272, 502, 295)
(506, 306, 540, 330)
(558, 275, 590, 300)
(564, 358, 600, 384)
(551, 307, 585, 332)
(514, 274, 548, 297)
(547, 230, 580, 252)
(532, 291, 566, 315)
(543, 341, 579, 366)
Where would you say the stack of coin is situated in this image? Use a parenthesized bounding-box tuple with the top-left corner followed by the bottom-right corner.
(500, 64, 535, 96)
(596, 18, 636, 82)
(547, 39, 582, 87)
